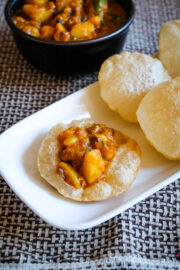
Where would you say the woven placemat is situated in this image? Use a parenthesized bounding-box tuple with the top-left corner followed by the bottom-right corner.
(0, 0, 180, 269)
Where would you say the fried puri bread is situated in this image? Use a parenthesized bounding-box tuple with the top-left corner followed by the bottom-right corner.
(159, 20, 180, 78)
(98, 52, 170, 122)
(137, 77, 180, 160)
(37, 119, 141, 201)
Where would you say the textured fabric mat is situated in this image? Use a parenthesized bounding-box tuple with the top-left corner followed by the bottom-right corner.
(0, 0, 180, 269)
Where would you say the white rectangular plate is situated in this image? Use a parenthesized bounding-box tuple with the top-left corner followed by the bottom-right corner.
(0, 82, 179, 230)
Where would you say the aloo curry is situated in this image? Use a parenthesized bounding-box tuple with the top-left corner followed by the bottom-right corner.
(13, 0, 126, 41)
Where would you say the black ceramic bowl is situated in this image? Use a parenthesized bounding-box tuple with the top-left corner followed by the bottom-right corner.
(5, 0, 135, 73)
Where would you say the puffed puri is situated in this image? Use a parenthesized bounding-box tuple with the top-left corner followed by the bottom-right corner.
(159, 19, 180, 78)
(137, 77, 180, 160)
(37, 119, 141, 201)
(98, 52, 171, 123)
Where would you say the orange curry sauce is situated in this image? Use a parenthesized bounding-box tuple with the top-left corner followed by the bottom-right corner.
(13, 0, 126, 41)
(57, 124, 118, 189)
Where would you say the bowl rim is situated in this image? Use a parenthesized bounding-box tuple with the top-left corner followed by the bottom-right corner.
(4, 0, 135, 46)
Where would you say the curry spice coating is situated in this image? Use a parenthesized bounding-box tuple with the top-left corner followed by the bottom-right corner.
(13, 0, 126, 41)
(37, 119, 141, 201)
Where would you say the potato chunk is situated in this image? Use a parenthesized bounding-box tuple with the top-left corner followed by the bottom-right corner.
(70, 21, 95, 40)
(82, 149, 105, 184)
(23, 2, 55, 22)
(59, 162, 85, 189)
(22, 25, 40, 37)
(40, 25, 55, 39)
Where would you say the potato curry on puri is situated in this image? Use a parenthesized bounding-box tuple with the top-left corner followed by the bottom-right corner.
(13, 0, 126, 41)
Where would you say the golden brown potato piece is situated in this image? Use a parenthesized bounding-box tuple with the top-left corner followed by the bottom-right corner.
(22, 25, 40, 37)
(159, 20, 180, 78)
(13, 16, 40, 30)
(58, 162, 84, 189)
(23, 2, 55, 22)
(137, 77, 180, 160)
(70, 21, 95, 40)
(37, 119, 141, 201)
(98, 52, 171, 122)
(40, 25, 55, 39)
(82, 149, 105, 184)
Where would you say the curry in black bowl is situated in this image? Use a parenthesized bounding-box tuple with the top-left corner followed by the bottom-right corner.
(5, 0, 134, 72)
(13, 0, 127, 41)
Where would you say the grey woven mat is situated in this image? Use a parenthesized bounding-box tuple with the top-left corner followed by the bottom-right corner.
(0, 0, 180, 269)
